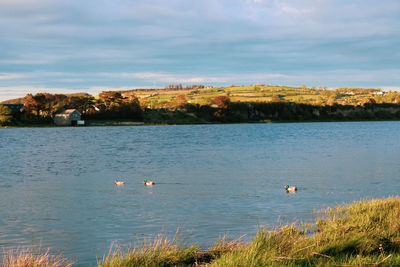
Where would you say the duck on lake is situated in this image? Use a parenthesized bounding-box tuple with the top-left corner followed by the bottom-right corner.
(144, 179, 155, 186)
(115, 180, 125, 186)
(285, 185, 297, 192)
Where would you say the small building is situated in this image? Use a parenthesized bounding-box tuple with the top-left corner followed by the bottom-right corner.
(374, 91, 385, 95)
(53, 109, 84, 126)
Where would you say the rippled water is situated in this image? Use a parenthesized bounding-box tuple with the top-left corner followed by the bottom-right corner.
(1, 122, 400, 265)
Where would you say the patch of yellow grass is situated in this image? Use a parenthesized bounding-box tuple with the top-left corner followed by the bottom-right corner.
(2, 248, 73, 267)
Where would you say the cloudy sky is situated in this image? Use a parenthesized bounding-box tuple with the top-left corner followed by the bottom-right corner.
(0, 0, 399, 100)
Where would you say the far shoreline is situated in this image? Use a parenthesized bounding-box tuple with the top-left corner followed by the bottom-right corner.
(2, 118, 400, 129)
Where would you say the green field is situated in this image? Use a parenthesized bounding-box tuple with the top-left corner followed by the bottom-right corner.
(120, 85, 398, 109)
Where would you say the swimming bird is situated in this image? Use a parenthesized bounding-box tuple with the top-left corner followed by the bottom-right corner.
(144, 179, 155, 186)
(115, 180, 125, 186)
(285, 185, 297, 192)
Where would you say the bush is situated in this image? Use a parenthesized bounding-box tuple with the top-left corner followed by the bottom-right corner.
(0, 105, 14, 125)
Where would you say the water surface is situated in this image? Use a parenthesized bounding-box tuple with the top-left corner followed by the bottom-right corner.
(1, 122, 400, 265)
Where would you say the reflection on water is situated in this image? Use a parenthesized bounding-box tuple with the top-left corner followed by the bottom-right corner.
(1, 122, 400, 265)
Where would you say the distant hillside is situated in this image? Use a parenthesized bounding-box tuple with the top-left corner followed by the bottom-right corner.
(3, 85, 400, 127)
(0, 97, 24, 104)
(2, 85, 399, 108)
(120, 84, 399, 108)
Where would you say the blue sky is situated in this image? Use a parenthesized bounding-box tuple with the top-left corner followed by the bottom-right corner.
(0, 0, 399, 100)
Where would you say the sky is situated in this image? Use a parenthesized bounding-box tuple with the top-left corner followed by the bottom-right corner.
(0, 0, 399, 101)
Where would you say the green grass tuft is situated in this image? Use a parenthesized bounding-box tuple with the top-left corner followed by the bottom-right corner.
(211, 197, 400, 266)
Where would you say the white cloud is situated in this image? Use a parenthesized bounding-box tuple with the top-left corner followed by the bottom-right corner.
(0, 73, 32, 80)
(116, 72, 290, 84)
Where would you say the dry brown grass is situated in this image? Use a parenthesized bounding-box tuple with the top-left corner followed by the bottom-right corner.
(2, 248, 73, 267)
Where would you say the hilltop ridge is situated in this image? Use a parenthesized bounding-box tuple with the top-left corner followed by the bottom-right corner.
(120, 84, 396, 108)
(3, 84, 396, 107)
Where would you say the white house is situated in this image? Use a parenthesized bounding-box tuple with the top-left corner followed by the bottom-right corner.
(53, 109, 84, 126)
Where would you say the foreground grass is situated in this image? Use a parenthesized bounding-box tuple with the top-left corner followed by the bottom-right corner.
(98, 234, 242, 267)
(212, 197, 400, 266)
(2, 248, 73, 267)
(4, 197, 400, 266)
(99, 197, 400, 267)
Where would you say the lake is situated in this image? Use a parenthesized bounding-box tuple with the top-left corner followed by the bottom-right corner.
(1, 122, 400, 265)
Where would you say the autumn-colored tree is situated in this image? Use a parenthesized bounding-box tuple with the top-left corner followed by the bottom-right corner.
(326, 98, 337, 106)
(23, 93, 63, 116)
(22, 94, 37, 115)
(171, 95, 188, 108)
(98, 91, 123, 108)
(22, 93, 47, 116)
(271, 95, 283, 102)
(52, 94, 69, 112)
(121, 93, 141, 113)
(211, 95, 230, 108)
(118, 101, 143, 119)
(68, 96, 95, 114)
(362, 98, 376, 105)
(41, 93, 56, 116)
(94, 92, 143, 120)
(125, 93, 140, 106)
(33, 93, 47, 115)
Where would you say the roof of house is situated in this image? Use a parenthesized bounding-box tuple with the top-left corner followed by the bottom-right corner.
(54, 109, 81, 115)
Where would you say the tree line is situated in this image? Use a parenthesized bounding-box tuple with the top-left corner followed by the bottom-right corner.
(0, 91, 143, 125)
(3, 91, 400, 126)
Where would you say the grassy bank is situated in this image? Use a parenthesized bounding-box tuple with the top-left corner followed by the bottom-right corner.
(210, 197, 400, 266)
(98, 197, 400, 266)
(3, 197, 400, 266)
